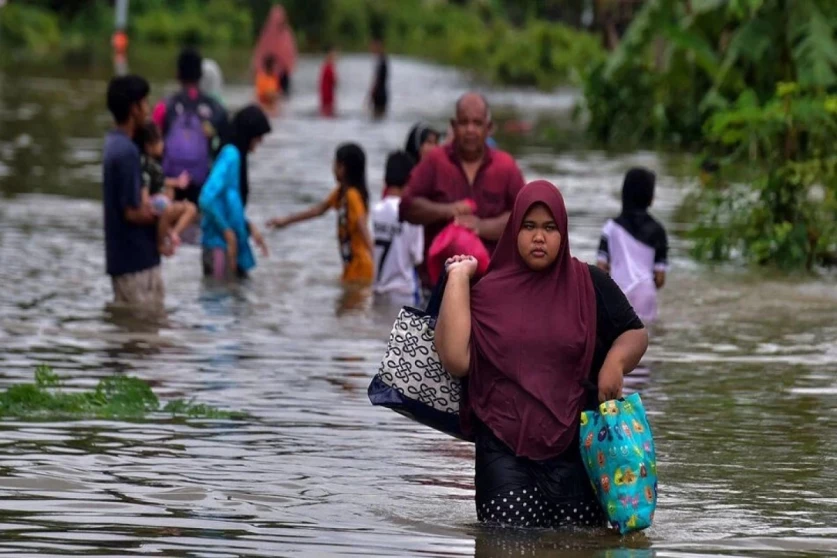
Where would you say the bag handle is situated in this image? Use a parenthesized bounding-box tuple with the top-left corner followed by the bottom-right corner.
(424, 269, 448, 319)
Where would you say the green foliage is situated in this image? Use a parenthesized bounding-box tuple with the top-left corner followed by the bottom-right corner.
(0, 366, 247, 420)
(0, 0, 600, 89)
(321, 0, 602, 89)
(581, 0, 837, 268)
(0, 3, 61, 54)
(690, 86, 837, 268)
(132, 0, 253, 47)
(580, 0, 837, 146)
(491, 22, 605, 88)
(0, 0, 253, 53)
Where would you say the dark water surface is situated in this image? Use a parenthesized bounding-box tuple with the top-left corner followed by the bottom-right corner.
(0, 52, 835, 557)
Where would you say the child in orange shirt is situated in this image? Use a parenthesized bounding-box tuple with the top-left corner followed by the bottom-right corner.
(267, 143, 374, 284)
(255, 55, 280, 112)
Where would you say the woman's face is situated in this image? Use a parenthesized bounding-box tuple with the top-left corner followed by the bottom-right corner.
(333, 160, 345, 183)
(420, 133, 439, 159)
(249, 136, 263, 153)
(517, 203, 561, 271)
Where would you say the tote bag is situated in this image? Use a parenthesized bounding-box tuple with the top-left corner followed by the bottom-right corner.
(368, 273, 469, 440)
(579, 393, 658, 535)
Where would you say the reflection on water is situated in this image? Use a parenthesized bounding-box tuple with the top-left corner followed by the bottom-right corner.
(0, 52, 836, 557)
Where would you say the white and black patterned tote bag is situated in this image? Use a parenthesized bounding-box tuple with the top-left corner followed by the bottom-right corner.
(368, 274, 469, 440)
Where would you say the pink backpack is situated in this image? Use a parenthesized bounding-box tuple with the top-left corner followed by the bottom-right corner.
(427, 199, 490, 285)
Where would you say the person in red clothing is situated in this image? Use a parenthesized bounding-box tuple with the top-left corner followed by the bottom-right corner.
(399, 92, 526, 287)
(319, 45, 337, 117)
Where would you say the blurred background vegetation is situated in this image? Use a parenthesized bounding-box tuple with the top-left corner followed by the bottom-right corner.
(576, 0, 837, 269)
(0, 0, 607, 89)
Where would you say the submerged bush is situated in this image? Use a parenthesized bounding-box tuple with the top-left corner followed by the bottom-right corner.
(0, 365, 247, 420)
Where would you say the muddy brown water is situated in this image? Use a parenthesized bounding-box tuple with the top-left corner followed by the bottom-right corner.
(0, 51, 835, 557)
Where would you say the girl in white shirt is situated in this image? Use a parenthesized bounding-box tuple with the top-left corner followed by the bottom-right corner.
(372, 151, 425, 305)
(597, 167, 668, 326)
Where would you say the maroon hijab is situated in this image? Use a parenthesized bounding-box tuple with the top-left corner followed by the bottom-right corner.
(465, 180, 597, 460)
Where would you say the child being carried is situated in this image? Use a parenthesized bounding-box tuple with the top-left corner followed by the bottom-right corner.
(136, 122, 197, 255)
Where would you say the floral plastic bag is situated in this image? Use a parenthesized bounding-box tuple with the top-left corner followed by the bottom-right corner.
(579, 393, 657, 535)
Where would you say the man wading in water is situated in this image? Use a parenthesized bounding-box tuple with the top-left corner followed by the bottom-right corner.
(399, 92, 525, 288)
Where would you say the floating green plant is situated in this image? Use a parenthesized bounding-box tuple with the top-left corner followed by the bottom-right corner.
(0, 366, 247, 420)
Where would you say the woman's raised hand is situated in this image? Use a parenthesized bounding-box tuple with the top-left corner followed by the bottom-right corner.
(445, 255, 478, 278)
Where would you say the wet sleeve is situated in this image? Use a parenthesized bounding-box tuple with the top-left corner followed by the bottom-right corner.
(399, 157, 436, 223)
(654, 225, 669, 272)
(199, 146, 236, 232)
(589, 265, 644, 345)
(505, 162, 526, 210)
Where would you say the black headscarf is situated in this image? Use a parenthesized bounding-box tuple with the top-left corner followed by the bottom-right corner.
(621, 167, 655, 213)
(404, 122, 439, 164)
(616, 167, 660, 246)
(230, 105, 271, 207)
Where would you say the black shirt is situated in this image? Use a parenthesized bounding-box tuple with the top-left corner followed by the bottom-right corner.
(585, 264, 645, 408)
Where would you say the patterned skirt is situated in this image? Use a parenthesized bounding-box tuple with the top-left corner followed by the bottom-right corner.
(474, 422, 606, 529)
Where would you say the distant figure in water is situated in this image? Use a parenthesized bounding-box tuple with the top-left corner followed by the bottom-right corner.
(199, 105, 272, 280)
(404, 123, 440, 164)
(252, 5, 297, 97)
(372, 151, 424, 305)
(597, 167, 669, 326)
(200, 58, 225, 105)
(368, 38, 389, 118)
(319, 45, 338, 117)
(267, 144, 374, 285)
(255, 54, 281, 115)
(152, 48, 230, 205)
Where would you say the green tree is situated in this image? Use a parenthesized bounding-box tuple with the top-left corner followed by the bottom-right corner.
(580, 0, 837, 268)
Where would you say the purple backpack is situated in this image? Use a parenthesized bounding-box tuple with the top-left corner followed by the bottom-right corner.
(162, 95, 211, 186)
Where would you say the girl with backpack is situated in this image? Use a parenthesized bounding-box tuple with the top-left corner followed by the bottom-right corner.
(199, 105, 271, 280)
(266, 143, 374, 285)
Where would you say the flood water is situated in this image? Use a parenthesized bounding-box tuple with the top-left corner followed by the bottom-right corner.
(0, 51, 836, 557)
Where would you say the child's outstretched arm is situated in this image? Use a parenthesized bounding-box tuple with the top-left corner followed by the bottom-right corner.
(266, 198, 330, 229)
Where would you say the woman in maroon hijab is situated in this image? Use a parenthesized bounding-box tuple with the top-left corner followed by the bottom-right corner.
(436, 180, 648, 528)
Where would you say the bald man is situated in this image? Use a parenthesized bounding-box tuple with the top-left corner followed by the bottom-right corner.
(399, 93, 525, 287)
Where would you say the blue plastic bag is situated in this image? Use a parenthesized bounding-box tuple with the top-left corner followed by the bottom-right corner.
(579, 393, 657, 534)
